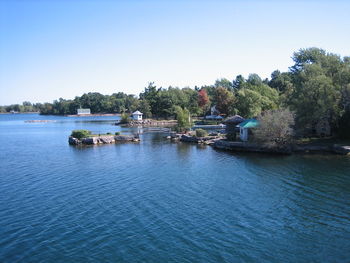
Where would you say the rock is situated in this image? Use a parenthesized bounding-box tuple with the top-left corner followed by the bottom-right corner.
(180, 135, 200, 143)
(114, 135, 140, 142)
(333, 145, 350, 155)
(180, 135, 223, 144)
(98, 136, 115, 144)
(81, 137, 98, 145)
(68, 136, 81, 145)
(213, 140, 292, 154)
(292, 144, 332, 153)
(69, 134, 140, 146)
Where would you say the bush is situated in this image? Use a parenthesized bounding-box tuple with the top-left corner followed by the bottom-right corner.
(120, 113, 131, 124)
(195, 128, 208, 137)
(115, 132, 121, 135)
(174, 106, 192, 132)
(71, 130, 91, 139)
(255, 109, 295, 145)
(106, 132, 111, 135)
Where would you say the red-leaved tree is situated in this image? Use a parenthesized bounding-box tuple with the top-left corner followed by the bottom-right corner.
(198, 89, 210, 113)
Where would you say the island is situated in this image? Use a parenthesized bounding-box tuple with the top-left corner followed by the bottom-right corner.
(68, 130, 139, 145)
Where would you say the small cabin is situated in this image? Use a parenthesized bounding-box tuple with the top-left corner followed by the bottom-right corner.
(238, 119, 259, 141)
(77, 108, 91, 115)
(132, 110, 143, 121)
(224, 115, 245, 141)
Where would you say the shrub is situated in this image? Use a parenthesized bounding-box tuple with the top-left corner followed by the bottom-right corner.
(71, 130, 91, 139)
(254, 109, 295, 146)
(115, 132, 121, 135)
(174, 106, 192, 132)
(195, 128, 208, 137)
(120, 113, 131, 124)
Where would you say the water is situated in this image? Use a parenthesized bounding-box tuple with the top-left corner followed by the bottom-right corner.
(0, 114, 349, 263)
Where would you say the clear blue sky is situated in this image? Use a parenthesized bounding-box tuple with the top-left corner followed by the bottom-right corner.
(0, 0, 349, 105)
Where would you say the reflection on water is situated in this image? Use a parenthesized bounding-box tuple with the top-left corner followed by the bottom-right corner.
(0, 114, 349, 263)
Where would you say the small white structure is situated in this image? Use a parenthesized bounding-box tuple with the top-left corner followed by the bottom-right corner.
(132, 110, 143, 121)
(77, 108, 91, 115)
(240, 127, 249, 141)
(237, 119, 259, 141)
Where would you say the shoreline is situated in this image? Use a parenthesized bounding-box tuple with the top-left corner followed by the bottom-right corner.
(0, 112, 40, 114)
(213, 140, 350, 155)
(66, 113, 120, 117)
(169, 133, 350, 156)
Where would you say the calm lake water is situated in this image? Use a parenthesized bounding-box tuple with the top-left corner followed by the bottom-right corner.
(0, 114, 349, 263)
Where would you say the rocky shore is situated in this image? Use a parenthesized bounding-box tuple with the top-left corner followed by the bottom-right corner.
(179, 134, 222, 145)
(116, 119, 177, 127)
(213, 140, 350, 155)
(69, 135, 140, 145)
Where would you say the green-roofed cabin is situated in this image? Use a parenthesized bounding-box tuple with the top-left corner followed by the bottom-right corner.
(237, 119, 259, 141)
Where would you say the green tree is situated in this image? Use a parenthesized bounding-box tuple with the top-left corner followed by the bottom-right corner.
(215, 87, 235, 115)
(215, 78, 233, 91)
(233, 75, 245, 90)
(139, 99, 152, 118)
(174, 106, 191, 132)
(236, 88, 263, 118)
(71, 130, 91, 139)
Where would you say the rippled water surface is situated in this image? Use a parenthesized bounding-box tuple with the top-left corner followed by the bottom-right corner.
(0, 114, 349, 262)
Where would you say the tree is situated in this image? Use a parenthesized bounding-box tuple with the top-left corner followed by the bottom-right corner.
(215, 87, 235, 115)
(140, 82, 160, 116)
(236, 81, 279, 118)
(198, 89, 210, 114)
(139, 99, 152, 118)
(247, 73, 263, 86)
(174, 106, 191, 132)
(71, 130, 91, 139)
(233, 75, 245, 90)
(289, 62, 342, 132)
(215, 78, 233, 91)
(182, 87, 201, 116)
(120, 113, 131, 124)
(254, 109, 295, 146)
(236, 88, 263, 118)
(268, 70, 294, 93)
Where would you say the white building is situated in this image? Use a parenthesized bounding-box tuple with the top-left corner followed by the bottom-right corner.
(237, 119, 259, 141)
(132, 110, 143, 121)
(77, 108, 91, 115)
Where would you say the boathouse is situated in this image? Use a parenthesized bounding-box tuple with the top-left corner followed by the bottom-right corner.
(224, 115, 245, 141)
(77, 108, 91, 115)
(238, 119, 259, 141)
(132, 111, 143, 121)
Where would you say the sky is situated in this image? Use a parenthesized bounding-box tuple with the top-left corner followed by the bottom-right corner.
(0, 0, 349, 105)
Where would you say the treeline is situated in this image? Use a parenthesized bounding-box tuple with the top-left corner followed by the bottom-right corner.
(2, 48, 349, 137)
(0, 101, 41, 113)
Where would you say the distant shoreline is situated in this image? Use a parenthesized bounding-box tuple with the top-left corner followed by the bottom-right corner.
(66, 113, 121, 117)
(0, 112, 40, 114)
(0, 112, 121, 117)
